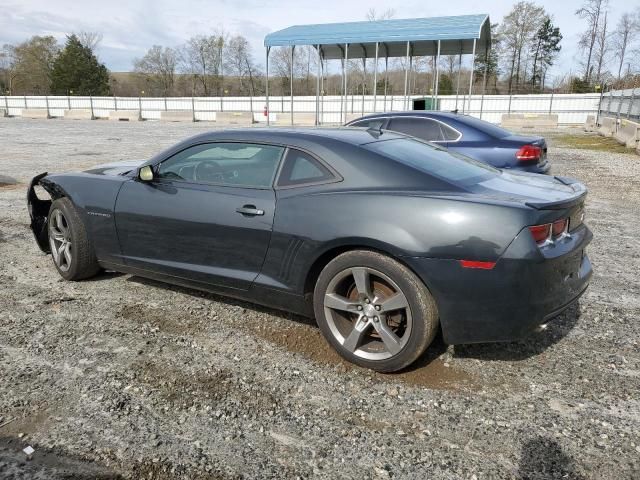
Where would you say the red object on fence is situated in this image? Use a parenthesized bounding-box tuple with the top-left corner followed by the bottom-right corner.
(263, 106, 268, 117)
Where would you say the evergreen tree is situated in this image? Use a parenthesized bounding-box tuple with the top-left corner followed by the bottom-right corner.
(50, 35, 110, 95)
(530, 17, 562, 90)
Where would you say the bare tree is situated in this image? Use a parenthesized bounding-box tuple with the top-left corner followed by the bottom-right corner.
(499, 1, 546, 93)
(271, 46, 306, 95)
(613, 11, 640, 80)
(0, 44, 19, 94)
(576, 0, 608, 83)
(133, 45, 178, 96)
(225, 35, 260, 96)
(593, 9, 610, 85)
(366, 8, 395, 21)
(180, 34, 225, 96)
(76, 32, 103, 51)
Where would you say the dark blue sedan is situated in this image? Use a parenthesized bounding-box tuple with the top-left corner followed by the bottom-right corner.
(346, 111, 551, 174)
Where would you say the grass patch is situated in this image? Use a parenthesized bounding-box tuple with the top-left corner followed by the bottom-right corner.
(553, 133, 633, 153)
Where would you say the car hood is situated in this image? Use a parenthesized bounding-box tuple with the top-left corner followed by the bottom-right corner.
(472, 170, 585, 208)
(84, 159, 146, 176)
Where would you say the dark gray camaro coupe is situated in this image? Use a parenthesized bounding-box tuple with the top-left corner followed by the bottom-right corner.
(28, 128, 592, 372)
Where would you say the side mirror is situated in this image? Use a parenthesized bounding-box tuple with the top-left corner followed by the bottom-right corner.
(139, 165, 154, 182)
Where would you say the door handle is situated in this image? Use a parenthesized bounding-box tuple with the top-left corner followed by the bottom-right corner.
(236, 205, 265, 216)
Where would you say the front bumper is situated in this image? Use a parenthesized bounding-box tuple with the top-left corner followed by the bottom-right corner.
(404, 225, 592, 344)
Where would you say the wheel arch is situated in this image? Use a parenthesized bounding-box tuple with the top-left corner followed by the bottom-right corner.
(303, 241, 440, 309)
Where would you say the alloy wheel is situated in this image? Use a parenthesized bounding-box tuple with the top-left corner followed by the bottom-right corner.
(323, 267, 412, 360)
(49, 209, 72, 272)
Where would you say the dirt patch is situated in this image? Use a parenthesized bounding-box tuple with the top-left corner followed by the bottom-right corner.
(246, 320, 478, 391)
(553, 133, 634, 154)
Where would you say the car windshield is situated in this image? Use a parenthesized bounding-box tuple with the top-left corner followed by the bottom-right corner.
(456, 115, 514, 138)
(363, 137, 499, 185)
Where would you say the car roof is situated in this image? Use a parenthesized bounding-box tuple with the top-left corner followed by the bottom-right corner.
(350, 111, 468, 122)
(181, 127, 408, 147)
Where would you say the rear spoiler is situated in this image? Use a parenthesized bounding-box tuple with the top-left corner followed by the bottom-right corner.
(525, 177, 587, 210)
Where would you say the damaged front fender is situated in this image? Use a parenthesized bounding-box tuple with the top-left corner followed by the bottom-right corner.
(27, 172, 52, 253)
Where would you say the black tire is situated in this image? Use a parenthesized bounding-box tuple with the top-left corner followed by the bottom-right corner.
(47, 197, 101, 281)
(313, 250, 438, 372)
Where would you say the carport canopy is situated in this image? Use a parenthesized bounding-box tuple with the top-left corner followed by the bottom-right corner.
(264, 14, 491, 58)
(263, 14, 492, 125)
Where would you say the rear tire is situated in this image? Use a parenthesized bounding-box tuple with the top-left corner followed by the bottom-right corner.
(47, 197, 101, 281)
(313, 250, 438, 372)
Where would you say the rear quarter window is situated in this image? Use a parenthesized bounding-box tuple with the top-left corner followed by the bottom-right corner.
(363, 138, 498, 185)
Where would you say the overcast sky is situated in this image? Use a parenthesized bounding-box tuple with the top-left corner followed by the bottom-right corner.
(0, 0, 632, 80)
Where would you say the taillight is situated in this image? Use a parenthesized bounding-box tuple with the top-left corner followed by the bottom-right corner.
(516, 145, 541, 163)
(529, 218, 570, 246)
(552, 218, 568, 236)
(529, 224, 552, 245)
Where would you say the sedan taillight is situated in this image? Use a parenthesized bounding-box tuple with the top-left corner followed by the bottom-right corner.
(516, 145, 541, 163)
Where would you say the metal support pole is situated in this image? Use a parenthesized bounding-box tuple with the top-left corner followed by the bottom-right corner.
(320, 56, 325, 123)
(548, 90, 554, 115)
(114, 96, 118, 111)
(164, 96, 167, 111)
(138, 96, 142, 121)
(192, 96, 196, 122)
(265, 46, 270, 125)
(344, 43, 349, 123)
(290, 45, 295, 126)
(384, 56, 389, 112)
(403, 41, 410, 110)
(45, 95, 50, 118)
(373, 42, 379, 112)
(596, 85, 605, 125)
(23, 95, 27, 109)
(3, 95, 8, 116)
(455, 50, 462, 112)
(361, 57, 366, 116)
(315, 44, 321, 125)
(89, 96, 94, 120)
(616, 89, 624, 119)
(67, 95, 71, 110)
(340, 57, 345, 124)
(467, 39, 477, 115)
(479, 44, 489, 119)
(434, 40, 441, 109)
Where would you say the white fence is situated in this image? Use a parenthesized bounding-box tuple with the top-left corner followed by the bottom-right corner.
(1, 93, 601, 125)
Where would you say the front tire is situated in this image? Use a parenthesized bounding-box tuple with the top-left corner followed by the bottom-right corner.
(47, 198, 100, 281)
(313, 250, 438, 372)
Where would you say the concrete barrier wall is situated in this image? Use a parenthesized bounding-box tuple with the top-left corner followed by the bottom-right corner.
(613, 119, 640, 149)
(63, 109, 93, 120)
(216, 111, 253, 125)
(160, 110, 194, 122)
(501, 113, 559, 129)
(584, 115, 596, 132)
(109, 110, 140, 121)
(598, 117, 617, 137)
(22, 109, 50, 119)
(274, 112, 317, 126)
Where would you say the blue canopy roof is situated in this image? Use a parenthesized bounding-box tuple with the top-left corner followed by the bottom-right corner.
(264, 14, 491, 59)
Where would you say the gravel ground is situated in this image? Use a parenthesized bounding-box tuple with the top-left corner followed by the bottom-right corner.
(0, 118, 639, 479)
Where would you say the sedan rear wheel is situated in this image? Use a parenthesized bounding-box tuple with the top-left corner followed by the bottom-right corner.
(314, 250, 438, 372)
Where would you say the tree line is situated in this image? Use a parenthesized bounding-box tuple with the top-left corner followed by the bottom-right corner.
(1, 2, 639, 98)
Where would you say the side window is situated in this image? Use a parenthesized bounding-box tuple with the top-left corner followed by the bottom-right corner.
(387, 117, 445, 142)
(349, 119, 386, 130)
(441, 123, 461, 141)
(157, 143, 284, 188)
(277, 149, 335, 187)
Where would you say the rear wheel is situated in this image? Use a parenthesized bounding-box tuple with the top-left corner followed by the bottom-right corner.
(313, 250, 438, 372)
(48, 198, 100, 281)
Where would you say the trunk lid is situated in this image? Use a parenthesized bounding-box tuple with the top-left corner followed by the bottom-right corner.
(473, 171, 586, 210)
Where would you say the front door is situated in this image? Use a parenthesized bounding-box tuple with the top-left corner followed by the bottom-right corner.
(114, 142, 285, 291)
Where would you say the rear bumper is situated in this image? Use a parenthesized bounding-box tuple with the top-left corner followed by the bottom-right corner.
(404, 225, 592, 344)
(508, 159, 551, 175)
